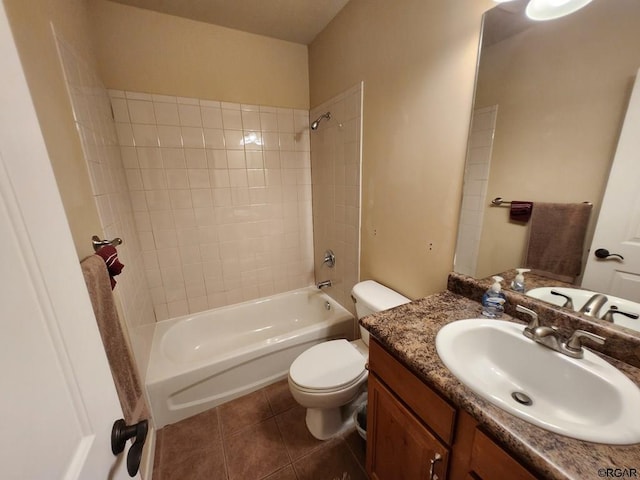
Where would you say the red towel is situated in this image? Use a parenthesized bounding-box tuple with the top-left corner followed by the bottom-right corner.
(95, 245, 124, 289)
(510, 201, 533, 223)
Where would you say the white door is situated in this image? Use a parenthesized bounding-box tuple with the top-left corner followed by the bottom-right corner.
(0, 3, 132, 479)
(582, 69, 640, 302)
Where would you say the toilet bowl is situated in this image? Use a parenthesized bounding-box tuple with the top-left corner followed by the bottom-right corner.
(288, 280, 410, 440)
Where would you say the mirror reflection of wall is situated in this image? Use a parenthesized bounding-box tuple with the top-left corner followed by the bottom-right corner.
(456, 0, 640, 280)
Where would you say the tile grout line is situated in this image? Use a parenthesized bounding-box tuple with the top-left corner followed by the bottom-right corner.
(217, 406, 231, 480)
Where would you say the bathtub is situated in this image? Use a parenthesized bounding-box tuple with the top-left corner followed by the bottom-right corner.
(146, 287, 355, 428)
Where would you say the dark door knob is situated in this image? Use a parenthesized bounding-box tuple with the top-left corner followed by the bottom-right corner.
(594, 248, 624, 260)
(111, 419, 148, 477)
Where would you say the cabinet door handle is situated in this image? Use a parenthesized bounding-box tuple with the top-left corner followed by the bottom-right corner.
(428, 452, 442, 480)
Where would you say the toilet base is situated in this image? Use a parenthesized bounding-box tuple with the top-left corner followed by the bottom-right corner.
(305, 391, 367, 440)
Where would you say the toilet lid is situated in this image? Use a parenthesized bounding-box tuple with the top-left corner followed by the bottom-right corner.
(289, 339, 366, 391)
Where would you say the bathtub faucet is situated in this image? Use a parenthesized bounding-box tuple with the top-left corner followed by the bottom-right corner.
(316, 280, 332, 289)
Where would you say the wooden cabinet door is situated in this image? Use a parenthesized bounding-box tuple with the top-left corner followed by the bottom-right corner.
(367, 374, 449, 480)
(469, 430, 538, 480)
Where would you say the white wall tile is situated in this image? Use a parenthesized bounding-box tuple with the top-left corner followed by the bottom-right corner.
(157, 125, 183, 148)
(141, 169, 167, 190)
(200, 99, 220, 108)
(191, 189, 213, 208)
(152, 94, 177, 103)
(185, 148, 207, 168)
(187, 169, 210, 188)
(242, 111, 261, 130)
(260, 112, 278, 132)
(128, 100, 156, 124)
(126, 91, 153, 101)
(136, 147, 162, 169)
(204, 129, 225, 149)
(227, 150, 245, 169)
(201, 107, 224, 129)
(177, 96, 199, 105)
(178, 104, 202, 127)
(207, 149, 227, 169)
(120, 147, 138, 168)
(132, 124, 159, 147)
(114, 89, 316, 319)
(166, 169, 189, 189)
(115, 123, 135, 146)
(111, 98, 130, 123)
(181, 127, 204, 148)
(162, 147, 186, 168)
(224, 130, 244, 150)
(277, 109, 294, 133)
(154, 102, 180, 126)
(222, 109, 243, 130)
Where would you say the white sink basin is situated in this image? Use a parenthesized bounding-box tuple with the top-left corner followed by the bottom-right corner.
(435, 318, 640, 444)
(526, 287, 640, 332)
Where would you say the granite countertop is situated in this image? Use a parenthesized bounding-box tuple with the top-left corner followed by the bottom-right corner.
(361, 290, 640, 480)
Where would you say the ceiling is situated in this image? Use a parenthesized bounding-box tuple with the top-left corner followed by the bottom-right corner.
(109, 0, 351, 45)
(482, 0, 534, 47)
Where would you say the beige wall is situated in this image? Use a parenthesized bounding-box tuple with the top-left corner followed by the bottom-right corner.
(4, 0, 102, 259)
(309, 0, 493, 299)
(88, 0, 309, 109)
(474, 0, 640, 279)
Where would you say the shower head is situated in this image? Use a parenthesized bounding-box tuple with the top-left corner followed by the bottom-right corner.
(311, 112, 331, 130)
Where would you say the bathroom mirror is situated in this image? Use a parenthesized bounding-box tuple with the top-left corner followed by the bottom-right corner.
(454, 0, 640, 333)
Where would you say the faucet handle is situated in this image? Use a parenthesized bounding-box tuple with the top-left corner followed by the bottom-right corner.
(550, 290, 574, 310)
(564, 330, 606, 357)
(601, 305, 640, 323)
(516, 305, 539, 331)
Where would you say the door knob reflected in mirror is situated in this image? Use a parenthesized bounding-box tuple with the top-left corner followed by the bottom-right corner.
(594, 248, 624, 260)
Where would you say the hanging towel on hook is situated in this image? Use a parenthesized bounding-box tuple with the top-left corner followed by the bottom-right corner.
(524, 202, 592, 283)
(95, 244, 124, 289)
(80, 254, 147, 423)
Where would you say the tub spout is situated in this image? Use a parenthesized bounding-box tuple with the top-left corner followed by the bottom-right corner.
(317, 280, 332, 289)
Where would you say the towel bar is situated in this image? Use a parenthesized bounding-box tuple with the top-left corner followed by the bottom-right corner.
(490, 197, 592, 207)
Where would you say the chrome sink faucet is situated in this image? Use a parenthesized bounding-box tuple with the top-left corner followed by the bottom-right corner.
(578, 293, 608, 317)
(516, 305, 606, 359)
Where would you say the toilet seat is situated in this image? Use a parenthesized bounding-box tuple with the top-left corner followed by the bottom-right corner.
(289, 339, 366, 393)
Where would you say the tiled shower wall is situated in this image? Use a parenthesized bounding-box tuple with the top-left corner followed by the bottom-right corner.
(55, 36, 156, 395)
(454, 105, 498, 277)
(310, 83, 363, 315)
(110, 91, 315, 320)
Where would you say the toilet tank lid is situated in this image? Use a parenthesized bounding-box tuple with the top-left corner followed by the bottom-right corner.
(351, 280, 411, 313)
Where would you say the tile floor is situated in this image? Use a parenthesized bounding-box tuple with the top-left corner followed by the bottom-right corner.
(152, 379, 368, 480)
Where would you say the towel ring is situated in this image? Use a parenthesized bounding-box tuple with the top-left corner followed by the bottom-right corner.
(92, 235, 123, 252)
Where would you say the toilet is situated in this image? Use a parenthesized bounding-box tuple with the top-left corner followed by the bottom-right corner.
(288, 280, 410, 440)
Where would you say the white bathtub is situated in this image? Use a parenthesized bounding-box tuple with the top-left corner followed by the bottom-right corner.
(146, 287, 355, 428)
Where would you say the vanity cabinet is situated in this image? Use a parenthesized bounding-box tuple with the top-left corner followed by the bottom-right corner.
(366, 338, 538, 480)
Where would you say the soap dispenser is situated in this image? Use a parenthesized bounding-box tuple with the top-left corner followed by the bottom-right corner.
(482, 276, 506, 318)
(511, 268, 530, 293)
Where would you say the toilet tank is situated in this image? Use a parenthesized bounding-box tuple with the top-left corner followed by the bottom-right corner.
(351, 280, 411, 345)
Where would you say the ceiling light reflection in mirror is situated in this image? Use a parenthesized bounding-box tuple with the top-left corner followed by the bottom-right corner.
(493, 0, 594, 21)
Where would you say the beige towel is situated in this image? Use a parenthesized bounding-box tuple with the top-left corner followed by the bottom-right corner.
(524, 202, 592, 283)
(80, 254, 147, 423)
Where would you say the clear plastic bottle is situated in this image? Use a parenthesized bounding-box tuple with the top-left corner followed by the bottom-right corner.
(510, 268, 530, 293)
(482, 276, 506, 318)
